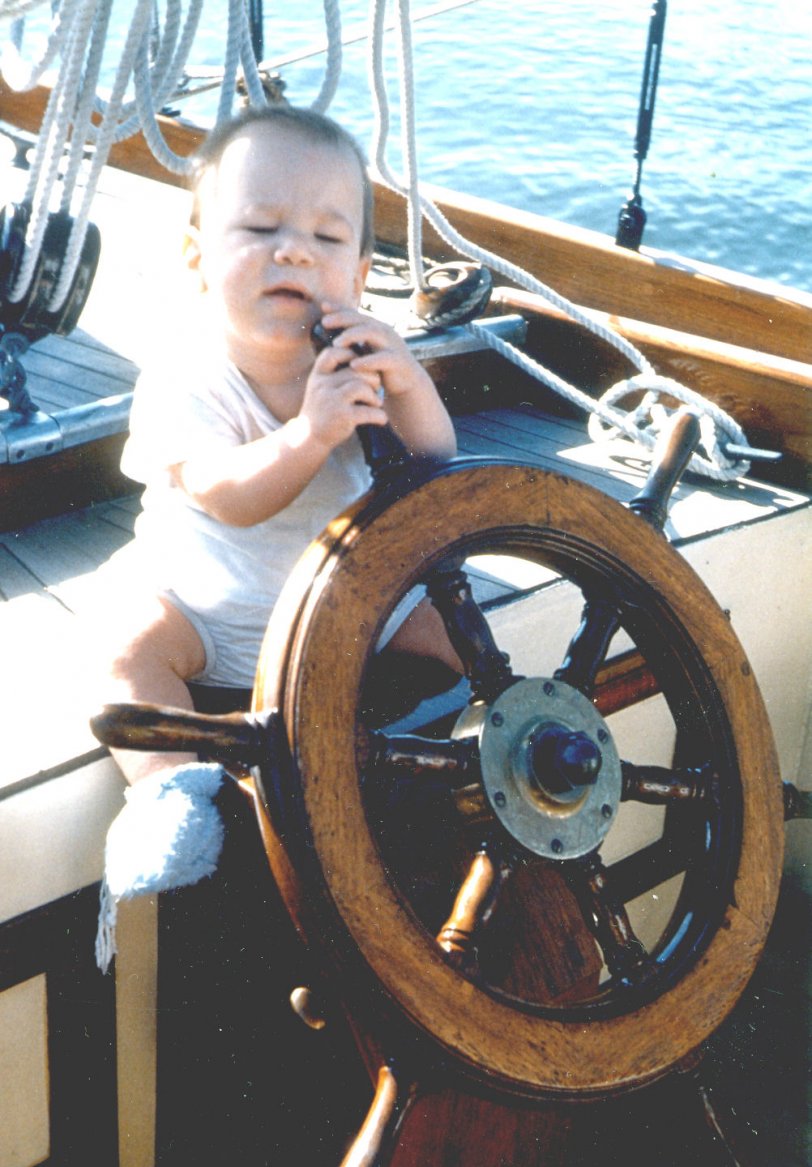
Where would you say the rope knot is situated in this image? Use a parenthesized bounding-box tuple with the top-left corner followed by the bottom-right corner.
(589, 373, 752, 481)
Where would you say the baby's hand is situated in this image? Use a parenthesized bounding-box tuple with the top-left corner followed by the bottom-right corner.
(301, 333, 387, 451)
(318, 304, 435, 401)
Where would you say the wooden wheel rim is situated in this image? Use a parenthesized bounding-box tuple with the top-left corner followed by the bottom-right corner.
(255, 460, 783, 1098)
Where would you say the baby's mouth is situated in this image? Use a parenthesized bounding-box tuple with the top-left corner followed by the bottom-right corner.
(266, 285, 309, 301)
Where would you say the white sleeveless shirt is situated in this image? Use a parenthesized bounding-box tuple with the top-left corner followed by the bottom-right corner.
(120, 349, 373, 686)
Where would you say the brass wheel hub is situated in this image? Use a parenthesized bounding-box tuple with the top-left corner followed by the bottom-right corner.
(458, 677, 622, 859)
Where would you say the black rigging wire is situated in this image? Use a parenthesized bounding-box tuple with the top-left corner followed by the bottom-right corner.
(248, 0, 264, 66)
(616, 0, 667, 250)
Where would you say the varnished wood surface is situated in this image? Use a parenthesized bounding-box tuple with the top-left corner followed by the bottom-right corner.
(255, 462, 784, 1111)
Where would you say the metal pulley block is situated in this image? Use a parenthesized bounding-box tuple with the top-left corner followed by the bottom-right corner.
(0, 202, 101, 342)
(411, 261, 493, 327)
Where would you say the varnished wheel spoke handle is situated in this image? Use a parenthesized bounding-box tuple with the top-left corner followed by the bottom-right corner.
(564, 851, 652, 984)
(369, 732, 479, 782)
(628, 409, 701, 531)
(90, 701, 275, 765)
(621, 761, 716, 804)
(556, 411, 701, 694)
(555, 596, 619, 696)
(436, 847, 502, 971)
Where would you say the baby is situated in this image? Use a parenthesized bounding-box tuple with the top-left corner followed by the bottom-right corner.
(98, 104, 459, 785)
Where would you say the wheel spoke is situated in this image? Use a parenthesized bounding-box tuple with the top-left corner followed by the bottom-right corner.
(554, 596, 619, 696)
(366, 731, 491, 831)
(605, 837, 694, 903)
(621, 761, 716, 805)
(425, 567, 516, 703)
(592, 647, 661, 716)
(563, 851, 653, 984)
(436, 843, 510, 972)
(368, 732, 478, 781)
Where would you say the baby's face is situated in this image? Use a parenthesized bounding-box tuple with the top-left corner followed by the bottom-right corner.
(191, 121, 370, 360)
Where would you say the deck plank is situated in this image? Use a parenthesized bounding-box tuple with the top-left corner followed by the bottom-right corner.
(456, 415, 638, 503)
(0, 544, 52, 602)
(94, 499, 139, 534)
(1, 519, 112, 591)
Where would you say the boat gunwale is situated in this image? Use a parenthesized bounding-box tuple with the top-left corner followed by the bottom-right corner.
(1, 78, 810, 365)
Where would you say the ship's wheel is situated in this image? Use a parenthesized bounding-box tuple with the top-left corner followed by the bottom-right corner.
(249, 451, 784, 1123)
(93, 425, 789, 1164)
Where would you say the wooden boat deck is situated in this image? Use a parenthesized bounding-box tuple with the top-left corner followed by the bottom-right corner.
(0, 124, 809, 797)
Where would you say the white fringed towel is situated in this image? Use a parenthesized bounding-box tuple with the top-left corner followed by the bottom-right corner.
(96, 762, 225, 972)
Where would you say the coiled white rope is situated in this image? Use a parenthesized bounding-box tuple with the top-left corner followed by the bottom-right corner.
(467, 327, 749, 481)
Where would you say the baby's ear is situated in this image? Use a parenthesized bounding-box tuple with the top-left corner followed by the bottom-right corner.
(182, 226, 206, 290)
(354, 253, 372, 299)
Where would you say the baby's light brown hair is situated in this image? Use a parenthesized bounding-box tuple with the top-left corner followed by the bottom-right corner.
(188, 104, 375, 256)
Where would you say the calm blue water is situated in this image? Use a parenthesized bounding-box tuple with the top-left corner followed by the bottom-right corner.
(18, 0, 812, 291)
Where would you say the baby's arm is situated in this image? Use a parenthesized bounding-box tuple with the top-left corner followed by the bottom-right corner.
(176, 347, 386, 528)
(319, 305, 457, 460)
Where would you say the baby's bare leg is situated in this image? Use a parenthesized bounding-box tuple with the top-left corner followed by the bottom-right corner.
(385, 596, 463, 673)
(97, 593, 207, 785)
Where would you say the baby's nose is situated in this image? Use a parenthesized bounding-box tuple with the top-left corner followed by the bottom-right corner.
(273, 231, 313, 265)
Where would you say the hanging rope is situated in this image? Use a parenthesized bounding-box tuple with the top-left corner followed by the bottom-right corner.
(366, 0, 752, 480)
(311, 0, 342, 113)
(0, 0, 262, 326)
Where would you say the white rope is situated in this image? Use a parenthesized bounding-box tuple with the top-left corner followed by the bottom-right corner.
(395, 0, 428, 291)
(238, 2, 268, 108)
(51, 0, 155, 310)
(58, 0, 114, 212)
(0, 0, 55, 25)
(367, 0, 752, 480)
(10, 0, 100, 302)
(0, 0, 79, 89)
(3, 0, 215, 314)
(466, 325, 749, 480)
(311, 0, 342, 113)
(367, 0, 425, 290)
(104, 0, 205, 144)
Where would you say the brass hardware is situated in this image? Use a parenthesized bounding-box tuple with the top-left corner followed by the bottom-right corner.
(289, 986, 326, 1031)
